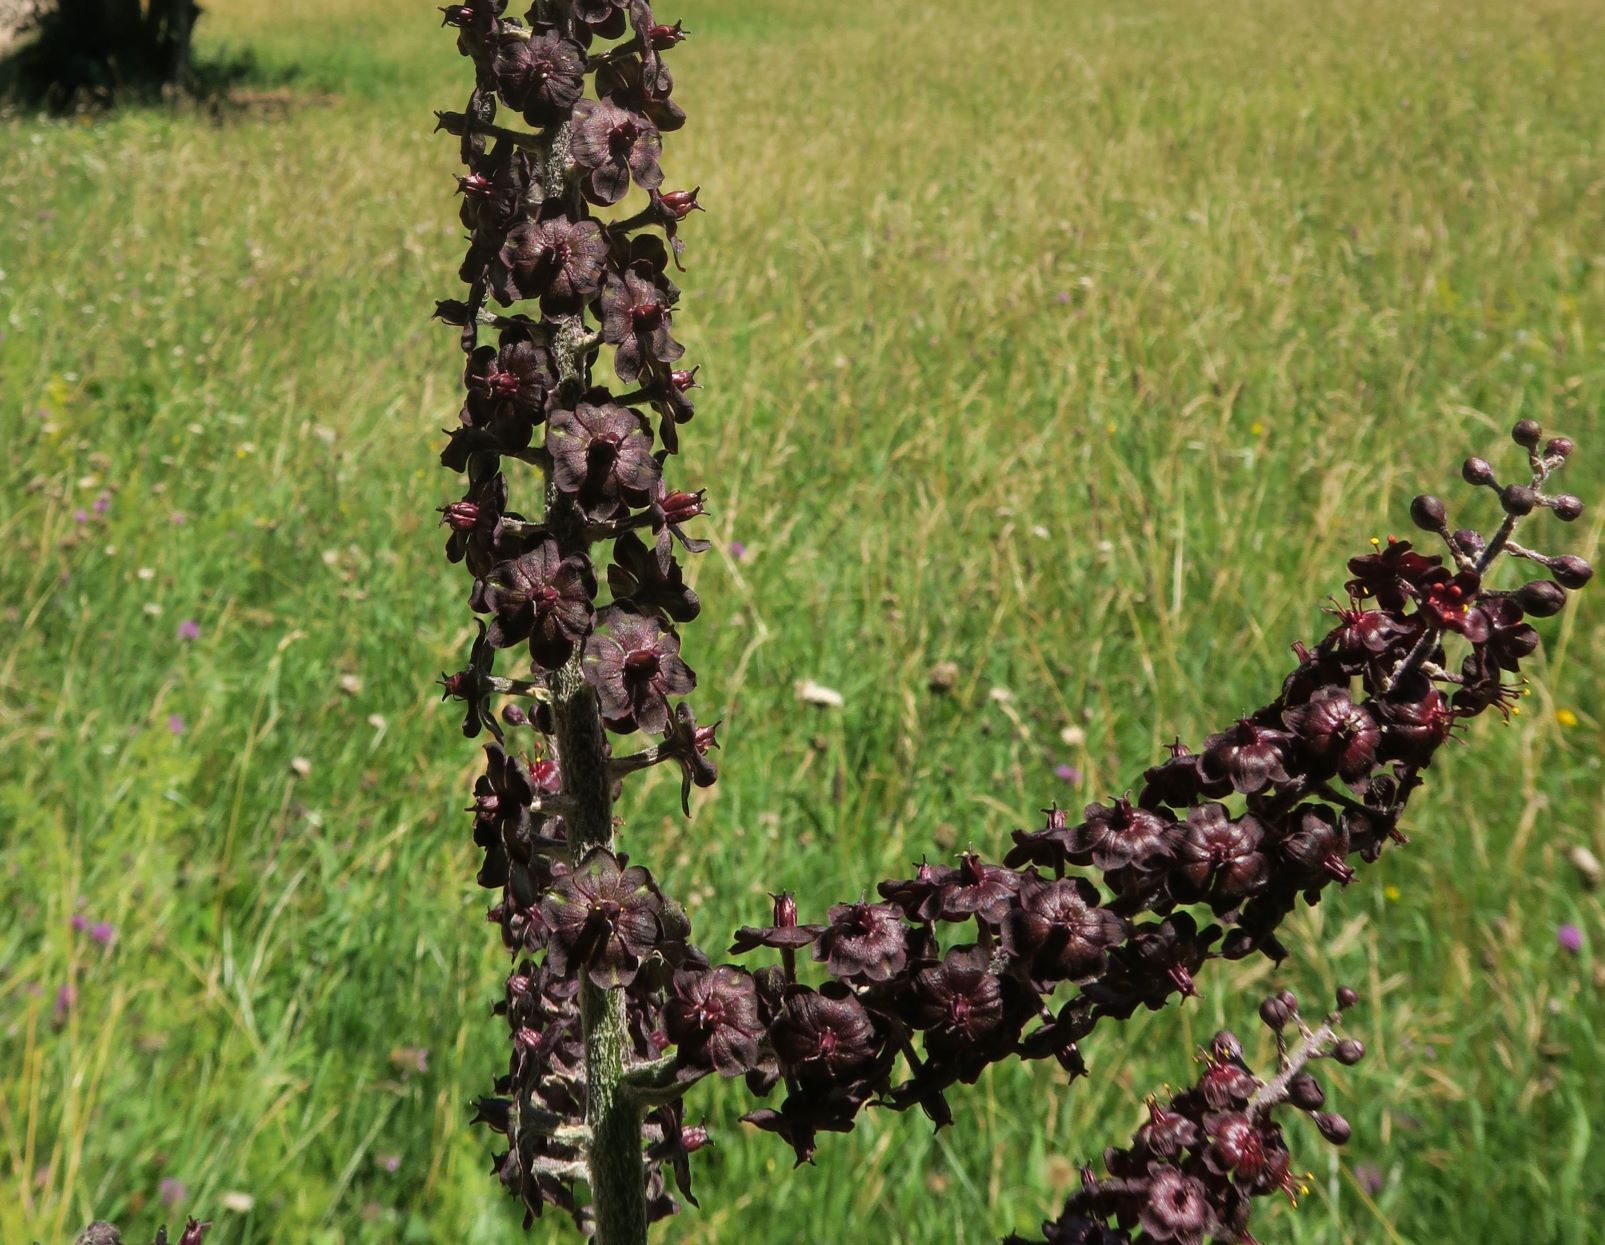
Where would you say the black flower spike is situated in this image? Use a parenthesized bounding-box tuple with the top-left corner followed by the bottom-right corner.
(583, 605, 695, 736)
(539, 849, 664, 989)
(476, 541, 597, 670)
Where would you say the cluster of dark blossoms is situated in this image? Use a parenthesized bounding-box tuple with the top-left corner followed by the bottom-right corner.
(71, 1221, 209, 1245)
(428, 7, 1592, 1244)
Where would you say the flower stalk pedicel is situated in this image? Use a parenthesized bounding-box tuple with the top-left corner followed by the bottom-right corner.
(432, 7, 1592, 1242)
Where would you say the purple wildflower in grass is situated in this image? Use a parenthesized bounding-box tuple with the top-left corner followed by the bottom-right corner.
(1053, 763, 1082, 783)
(170, 511, 187, 525)
(74, 509, 88, 523)
(1557, 923, 1583, 954)
(159, 1177, 189, 1209)
(93, 492, 111, 514)
(1354, 1164, 1384, 1196)
(70, 913, 88, 932)
(729, 540, 746, 561)
(52, 983, 76, 1024)
(376, 1154, 402, 1173)
(168, 713, 186, 736)
(89, 922, 114, 946)
(178, 619, 201, 641)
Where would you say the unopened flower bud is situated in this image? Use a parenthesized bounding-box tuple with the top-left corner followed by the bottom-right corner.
(1551, 555, 1593, 589)
(440, 500, 480, 531)
(1409, 494, 1446, 532)
(1514, 580, 1566, 617)
(772, 891, 798, 928)
(658, 187, 703, 220)
(670, 366, 700, 393)
(1461, 456, 1495, 486)
(1512, 419, 1543, 448)
(659, 489, 706, 523)
(1333, 1038, 1366, 1065)
(1314, 1112, 1352, 1145)
(1550, 494, 1584, 522)
(501, 704, 529, 727)
(1287, 1073, 1325, 1110)
(1545, 436, 1575, 460)
(1452, 527, 1485, 556)
(1336, 985, 1359, 1010)
(649, 21, 688, 48)
(1501, 485, 1538, 516)
(1259, 995, 1290, 1030)
(681, 1124, 711, 1152)
(1279, 988, 1298, 1013)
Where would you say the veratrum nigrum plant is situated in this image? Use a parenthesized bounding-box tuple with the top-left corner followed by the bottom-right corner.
(429, 4, 1595, 1243)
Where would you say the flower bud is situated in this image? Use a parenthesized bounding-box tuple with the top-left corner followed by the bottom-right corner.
(680, 1124, 712, 1153)
(658, 187, 703, 220)
(1258, 995, 1290, 1030)
(1314, 1111, 1352, 1145)
(692, 722, 720, 754)
(659, 489, 706, 523)
(1287, 1073, 1325, 1110)
(1512, 419, 1543, 448)
(1545, 436, 1574, 460)
(1409, 494, 1446, 532)
(670, 366, 701, 393)
(501, 704, 529, 727)
(1336, 985, 1359, 1009)
(649, 20, 688, 49)
(1550, 494, 1584, 522)
(1514, 580, 1566, 617)
(1279, 988, 1299, 1013)
(1500, 485, 1538, 516)
(772, 891, 798, 928)
(1461, 456, 1495, 486)
(1452, 527, 1485, 556)
(1333, 1038, 1366, 1065)
(1550, 555, 1594, 589)
(440, 500, 480, 531)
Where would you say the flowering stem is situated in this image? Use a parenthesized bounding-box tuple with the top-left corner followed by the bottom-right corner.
(1249, 1016, 1337, 1114)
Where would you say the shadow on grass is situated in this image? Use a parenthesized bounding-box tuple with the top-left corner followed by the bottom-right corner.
(0, 19, 304, 116)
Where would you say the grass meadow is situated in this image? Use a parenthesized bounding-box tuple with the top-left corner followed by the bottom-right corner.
(2, 0, 1603, 1241)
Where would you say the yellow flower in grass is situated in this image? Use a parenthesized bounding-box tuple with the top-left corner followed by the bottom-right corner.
(1556, 708, 1580, 728)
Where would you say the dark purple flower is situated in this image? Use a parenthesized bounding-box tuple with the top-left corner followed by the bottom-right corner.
(476, 541, 596, 670)
(1376, 684, 1456, 764)
(571, 99, 663, 206)
(1277, 804, 1354, 887)
(1173, 804, 1267, 904)
(583, 606, 695, 735)
(1469, 595, 1540, 671)
(1138, 1167, 1212, 1244)
(493, 31, 585, 125)
(906, 944, 1016, 1061)
(439, 620, 501, 739)
(600, 266, 685, 383)
(607, 530, 700, 623)
(666, 966, 764, 1077)
(1067, 797, 1175, 875)
(768, 983, 881, 1089)
(1345, 537, 1441, 611)
(539, 849, 664, 988)
(1283, 686, 1380, 782)
(546, 400, 661, 514)
(814, 901, 907, 982)
(491, 210, 608, 311)
(1007, 877, 1125, 981)
(1198, 719, 1292, 795)
(927, 852, 1023, 924)
(731, 890, 823, 956)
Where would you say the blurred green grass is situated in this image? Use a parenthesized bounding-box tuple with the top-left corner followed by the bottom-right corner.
(0, 0, 1601, 1241)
